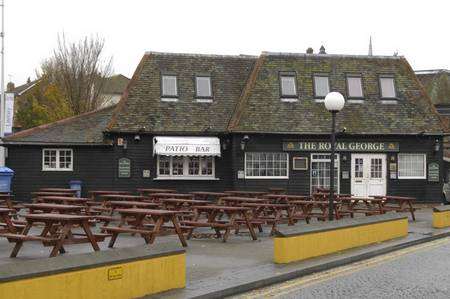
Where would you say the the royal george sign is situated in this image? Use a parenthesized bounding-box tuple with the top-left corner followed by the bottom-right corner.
(283, 141, 400, 152)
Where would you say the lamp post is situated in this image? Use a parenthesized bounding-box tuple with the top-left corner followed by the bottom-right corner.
(324, 92, 345, 221)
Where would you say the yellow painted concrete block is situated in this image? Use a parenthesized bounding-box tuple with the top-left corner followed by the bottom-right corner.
(274, 219, 408, 264)
(0, 253, 186, 299)
(433, 211, 450, 228)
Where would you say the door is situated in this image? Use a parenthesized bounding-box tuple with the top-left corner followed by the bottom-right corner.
(351, 154, 386, 197)
(310, 153, 340, 194)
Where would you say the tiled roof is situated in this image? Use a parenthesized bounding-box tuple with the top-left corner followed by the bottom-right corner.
(416, 69, 450, 105)
(229, 53, 444, 135)
(107, 52, 256, 133)
(3, 105, 116, 145)
(103, 74, 130, 95)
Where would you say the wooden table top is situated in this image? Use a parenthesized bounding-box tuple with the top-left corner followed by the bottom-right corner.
(108, 201, 159, 207)
(150, 193, 194, 198)
(39, 188, 77, 193)
(38, 196, 89, 201)
(24, 203, 83, 211)
(88, 190, 133, 195)
(137, 188, 177, 193)
(159, 198, 211, 205)
(24, 213, 92, 221)
(190, 191, 228, 196)
(99, 194, 146, 200)
(0, 208, 14, 214)
(115, 208, 180, 216)
(224, 191, 268, 196)
(221, 196, 269, 203)
(193, 205, 251, 211)
(31, 192, 77, 197)
(240, 203, 290, 208)
(0, 194, 13, 198)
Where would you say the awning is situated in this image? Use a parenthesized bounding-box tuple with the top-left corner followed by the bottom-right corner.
(153, 136, 221, 157)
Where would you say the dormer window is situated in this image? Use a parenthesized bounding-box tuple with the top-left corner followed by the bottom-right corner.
(280, 73, 298, 101)
(380, 76, 396, 99)
(313, 75, 330, 99)
(196, 76, 212, 101)
(347, 76, 364, 98)
(161, 75, 178, 100)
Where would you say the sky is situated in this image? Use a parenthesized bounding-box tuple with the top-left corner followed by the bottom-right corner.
(4, 0, 450, 85)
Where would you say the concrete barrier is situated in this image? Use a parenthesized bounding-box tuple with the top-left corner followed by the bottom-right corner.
(433, 205, 450, 228)
(0, 243, 185, 299)
(274, 214, 408, 264)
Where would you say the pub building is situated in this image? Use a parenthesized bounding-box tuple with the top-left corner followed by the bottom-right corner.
(2, 49, 446, 202)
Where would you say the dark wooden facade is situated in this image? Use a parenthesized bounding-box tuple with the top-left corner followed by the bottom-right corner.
(6, 133, 443, 202)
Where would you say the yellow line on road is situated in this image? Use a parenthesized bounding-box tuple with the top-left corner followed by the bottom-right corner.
(238, 237, 450, 299)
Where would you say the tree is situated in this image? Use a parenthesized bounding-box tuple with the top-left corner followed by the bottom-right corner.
(15, 79, 73, 129)
(41, 34, 113, 114)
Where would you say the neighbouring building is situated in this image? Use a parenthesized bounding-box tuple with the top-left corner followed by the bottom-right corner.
(6, 74, 130, 132)
(416, 69, 450, 182)
(3, 50, 446, 202)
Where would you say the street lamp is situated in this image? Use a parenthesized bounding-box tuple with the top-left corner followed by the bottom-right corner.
(324, 92, 345, 221)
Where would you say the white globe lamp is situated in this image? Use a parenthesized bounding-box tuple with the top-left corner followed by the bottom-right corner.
(324, 92, 345, 112)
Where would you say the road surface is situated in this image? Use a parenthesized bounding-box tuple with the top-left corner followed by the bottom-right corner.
(233, 237, 450, 299)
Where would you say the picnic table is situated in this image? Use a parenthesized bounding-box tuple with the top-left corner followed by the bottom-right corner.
(102, 208, 188, 248)
(224, 191, 268, 198)
(339, 197, 385, 217)
(137, 188, 177, 196)
(183, 205, 257, 242)
(267, 187, 286, 194)
(373, 195, 417, 220)
(1, 213, 105, 258)
(87, 190, 133, 200)
(24, 203, 84, 214)
(240, 203, 292, 234)
(36, 196, 89, 205)
(190, 191, 228, 201)
(0, 194, 15, 209)
(31, 191, 77, 198)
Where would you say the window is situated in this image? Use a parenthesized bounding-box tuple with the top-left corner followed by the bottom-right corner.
(347, 76, 364, 98)
(161, 75, 178, 97)
(380, 77, 396, 98)
(157, 156, 215, 178)
(314, 76, 330, 98)
(196, 76, 212, 98)
(398, 154, 426, 179)
(245, 152, 288, 178)
(42, 149, 73, 171)
(280, 74, 297, 98)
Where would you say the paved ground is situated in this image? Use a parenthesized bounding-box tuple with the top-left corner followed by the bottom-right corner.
(1, 206, 449, 298)
(236, 237, 450, 299)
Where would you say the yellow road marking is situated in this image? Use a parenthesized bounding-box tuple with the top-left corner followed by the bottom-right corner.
(238, 237, 450, 298)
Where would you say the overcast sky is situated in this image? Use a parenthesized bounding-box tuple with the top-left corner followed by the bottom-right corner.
(5, 0, 450, 84)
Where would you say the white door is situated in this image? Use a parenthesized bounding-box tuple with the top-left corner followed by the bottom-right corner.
(351, 154, 386, 197)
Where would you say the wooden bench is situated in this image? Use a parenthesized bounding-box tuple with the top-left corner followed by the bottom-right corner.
(0, 233, 58, 245)
(101, 226, 154, 247)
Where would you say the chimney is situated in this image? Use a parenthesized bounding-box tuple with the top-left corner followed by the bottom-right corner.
(319, 45, 326, 54)
(6, 82, 15, 92)
(306, 47, 314, 54)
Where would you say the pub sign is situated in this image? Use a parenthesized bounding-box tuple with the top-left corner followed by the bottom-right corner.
(283, 141, 399, 152)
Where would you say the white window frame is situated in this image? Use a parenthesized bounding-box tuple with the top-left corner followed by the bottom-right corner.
(161, 75, 178, 98)
(244, 152, 289, 179)
(347, 76, 364, 98)
(42, 148, 73, 171)
(310, 153, 340, 194)
(379, 76, 397, 99)
(195, 76, 212, 99)
(397, 153, 426, 179)
(313, 75, 330, 98)
(156, 155, 216, 180)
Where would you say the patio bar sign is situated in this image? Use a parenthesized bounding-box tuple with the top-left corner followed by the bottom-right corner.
(283, 141, 399, 152)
